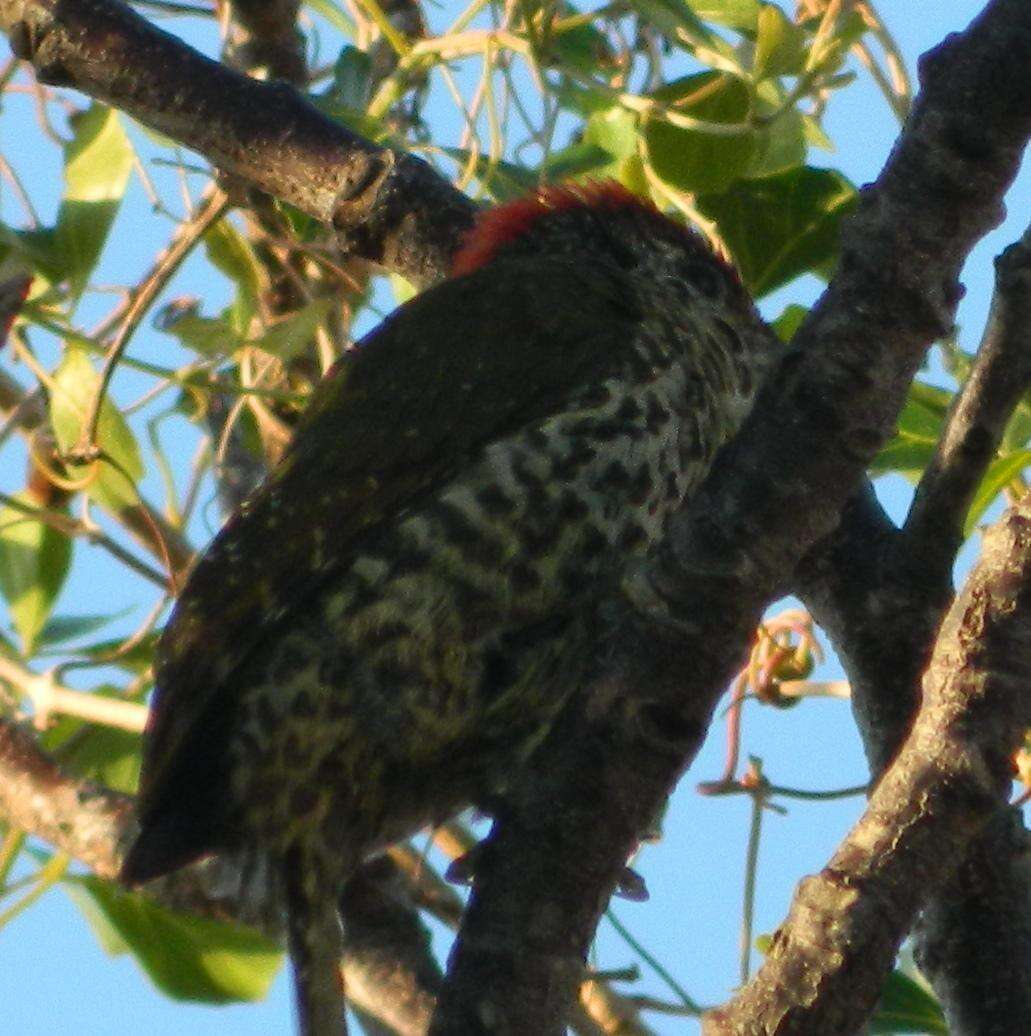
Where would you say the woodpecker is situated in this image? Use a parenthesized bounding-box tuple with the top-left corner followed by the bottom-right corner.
(122, 181, 774, 1035)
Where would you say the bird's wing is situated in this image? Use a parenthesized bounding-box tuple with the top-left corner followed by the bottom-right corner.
(137, 256, 643, 818)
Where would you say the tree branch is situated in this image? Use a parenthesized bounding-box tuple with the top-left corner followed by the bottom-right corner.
(1, 0, 475, 285)
(0, 715, 442, 1033)
(913, 807, 1031, 1033)
(707, 492, 1031, 1033)
(906, 224, 1031, 573)
(432, 2, 1031, 1031)
(797, 221, 1031, 1031)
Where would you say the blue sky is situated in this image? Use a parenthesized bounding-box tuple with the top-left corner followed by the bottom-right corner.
(2, 3, 1028, 1034)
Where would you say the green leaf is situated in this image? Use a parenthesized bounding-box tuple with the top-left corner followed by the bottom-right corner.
(162, 312, 241, 357)
(53, 707, 142, 794)
(585, 107, 640, 161)
(645, 72, 755, 194)
(550, 11, 614, 73)
(627, 0, 711, 38)
(390, 273, 417, 307)
(869, 438, 937, 482)
(964, 450, 1031, 536)
(307, 95, 385, 142)
(327, 45, 372, 111)
(746, 106, 806, 179)
(870, 382, 952, 482)
(697, 165, 857, 296)
(49, 346, 145, 512)
(38, 608, 133, 646)
(253, 297, 334, 362)
(754, 5, 807, 78)
(907, 380, 954, 417)
(687, 0, 761, 33)
(64, 877, 284, 1003)
(803, 115, 834, 151)
(895, 396, 946, 442)
(204, 220, 263, 332)
(542, 141, 615, 182)
(0, 492, 72, 653)
(1001, 390, 1031, 452)
(56, 106, 134, 296)
(771, 303, 807, 342)
(62, 630, 160, 675)
(869, 969, 947, 1034)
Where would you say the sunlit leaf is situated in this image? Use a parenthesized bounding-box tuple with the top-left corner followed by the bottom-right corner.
(49, 346, 145, 512)
(754, 5, 807, 78)
(56, 106, 134, 296)
(870, 382, 952, 482)
(64, 877, 284, 1003)
(204, 220, 263, 332)
(687, 0, 761, 33)
(550, 8, 614, 73)
(543, 141, 615, 182)
(165, 312, 240, 356)
(803, 115, 834, 151)
(697, 165, 857, 295)
(646, 72, 755, 194)
(746, 106, 806, 179)
(1001, 392, 1031, 452)
(964, 450, 1031, 536)
(254, 297, 334, 362)
(869, 969, 947, 1034)
(48, 702, 142, 794)
(771, 303, 808, 342)
(626, 0, 711, 38)
(585, 107, 639, 161)
(0, 492, 72, 653)
(389, 273, 416, 307)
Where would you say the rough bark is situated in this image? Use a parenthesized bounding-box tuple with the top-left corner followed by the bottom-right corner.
(432, 2, 1031, 1031)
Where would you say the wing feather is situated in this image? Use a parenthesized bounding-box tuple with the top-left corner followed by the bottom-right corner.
(137, 257, 642, 817)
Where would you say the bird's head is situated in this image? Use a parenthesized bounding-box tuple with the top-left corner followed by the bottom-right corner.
(451, 180, 748, 310)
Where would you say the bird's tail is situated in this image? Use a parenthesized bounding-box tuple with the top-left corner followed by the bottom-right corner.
(282, 844, 348, 1036)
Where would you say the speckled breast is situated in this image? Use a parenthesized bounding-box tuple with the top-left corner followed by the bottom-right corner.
(227, 317, 754, 860)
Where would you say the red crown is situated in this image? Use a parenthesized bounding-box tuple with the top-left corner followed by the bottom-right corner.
(451, 180, 661, 278)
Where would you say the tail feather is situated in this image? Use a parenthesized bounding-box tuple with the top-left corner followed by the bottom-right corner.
(283, 845, 348, 1036)
(121, 811, 219, 886)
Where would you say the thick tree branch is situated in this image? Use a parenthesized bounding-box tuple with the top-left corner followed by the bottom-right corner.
(707, 493, 1031, 1033)
(433, 2, 1031, 1032)
(913, 807, 1031, 1034)
(1, 0, 475, 285)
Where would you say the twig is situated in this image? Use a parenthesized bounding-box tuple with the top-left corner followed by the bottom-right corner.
(74, 187, 230, 462)
(0, 151, 39, 226)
